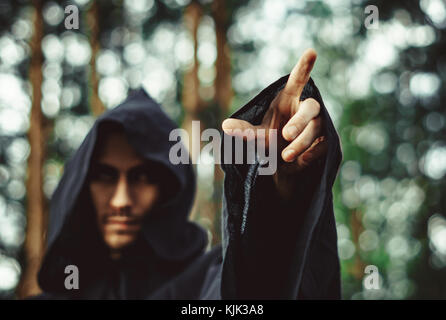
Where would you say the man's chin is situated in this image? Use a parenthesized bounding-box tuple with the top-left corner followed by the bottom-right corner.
(104, 234, 136, 252)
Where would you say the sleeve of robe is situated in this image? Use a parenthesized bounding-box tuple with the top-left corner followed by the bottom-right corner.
(219, 75, 343, 299)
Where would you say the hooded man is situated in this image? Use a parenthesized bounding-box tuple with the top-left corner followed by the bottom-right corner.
(35, 49, 342, 299)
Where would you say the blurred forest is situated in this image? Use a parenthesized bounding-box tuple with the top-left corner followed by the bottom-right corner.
(0, 0, 445, 299)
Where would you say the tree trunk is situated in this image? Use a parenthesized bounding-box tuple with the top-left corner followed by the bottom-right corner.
(87, 0, 105, 116)
(210, 0, 233, 246)
(182, 1, 204, 221)
(182, 1, 205, 124)
(212, 0, 232, 115)
(181, 0, 234, 246)
(16, 0, 46, 299)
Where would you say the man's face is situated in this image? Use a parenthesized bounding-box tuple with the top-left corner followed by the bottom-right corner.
(89, 131, 160, 257)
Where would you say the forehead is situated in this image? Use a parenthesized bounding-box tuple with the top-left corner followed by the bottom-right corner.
(95, 130, 144, 169)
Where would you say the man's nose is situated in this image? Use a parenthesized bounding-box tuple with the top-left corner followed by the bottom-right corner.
(110, 176, 132, 212)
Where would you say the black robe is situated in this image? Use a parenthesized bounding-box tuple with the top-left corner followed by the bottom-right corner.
(34, 75, 342, 299)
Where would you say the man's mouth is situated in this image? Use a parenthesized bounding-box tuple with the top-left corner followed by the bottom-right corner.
(105, 217, 140, 229)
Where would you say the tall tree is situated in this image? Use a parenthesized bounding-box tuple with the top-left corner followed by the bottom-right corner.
(181, 0, 249, 245)
(208, 0, 233, 245)
(181, 0, 207, 229)
(182, 0, 205, 133)
(16, 0, 46, 299)
(87, 0, 105, 116)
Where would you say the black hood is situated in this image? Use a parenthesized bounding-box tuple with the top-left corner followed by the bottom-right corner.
(38, 89, 207, 293)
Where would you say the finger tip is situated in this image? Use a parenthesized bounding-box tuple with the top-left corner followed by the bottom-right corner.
(221, 119, 232, 131)
(306, 48, 317, 57)
(282, 150, 295, 162)
(281, 128, 289, 141)
(282, 126, 297, 141)
(282, 133, 293, 142)
(304, 48, 317, 65)
(282, 156, 294, 163)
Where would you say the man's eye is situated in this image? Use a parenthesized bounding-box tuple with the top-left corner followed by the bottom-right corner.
(98, 173, 116, 182)
(128, 170, 153, 184)
(91, 170, 117, 183)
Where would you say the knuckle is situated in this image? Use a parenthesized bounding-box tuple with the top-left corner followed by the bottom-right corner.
(304, 98, 320, 116)
(292, 113, 305, 125)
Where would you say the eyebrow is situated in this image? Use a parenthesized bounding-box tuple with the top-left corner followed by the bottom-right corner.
(93, 162, 149, 174)
(93, 162, 118, 173)
(88, 163, 119, 181)
(127, 164, 151, 175)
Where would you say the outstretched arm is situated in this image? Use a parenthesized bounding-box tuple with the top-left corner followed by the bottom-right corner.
(219, 49, 342, 299)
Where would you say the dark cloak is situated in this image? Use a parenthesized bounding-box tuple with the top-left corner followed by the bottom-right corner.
(35, 75, 342, 299)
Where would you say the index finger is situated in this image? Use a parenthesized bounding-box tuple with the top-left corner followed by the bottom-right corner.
(282, 48, 317, 101)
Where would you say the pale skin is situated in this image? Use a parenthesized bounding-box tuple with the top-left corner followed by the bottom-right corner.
(222, 48, 327, 198)
(89, 131, 160, 260)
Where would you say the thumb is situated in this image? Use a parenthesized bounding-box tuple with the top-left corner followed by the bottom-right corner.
(222, 118, 259, 141)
